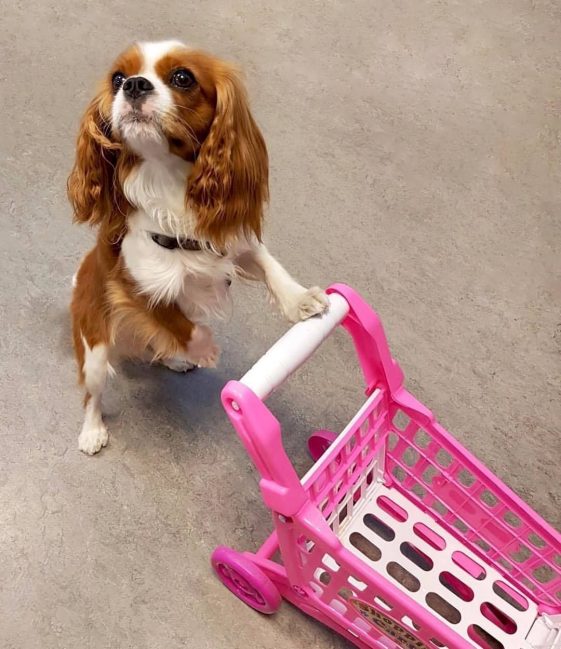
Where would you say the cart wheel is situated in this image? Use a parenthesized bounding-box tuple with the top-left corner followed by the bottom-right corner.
(212, 546, 281, 614)
(308, 430, 337, 461)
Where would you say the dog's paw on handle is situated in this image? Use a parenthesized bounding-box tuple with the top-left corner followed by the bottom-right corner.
(187, 324, 221, 368)
(283, 286, 329, 323)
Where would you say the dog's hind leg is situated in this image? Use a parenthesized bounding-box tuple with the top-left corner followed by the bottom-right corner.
(77, 337, 112, 455)
(71, 248, 114, 455)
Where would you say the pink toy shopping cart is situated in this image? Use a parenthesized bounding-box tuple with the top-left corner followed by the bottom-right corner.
(212, 284, 561, 649)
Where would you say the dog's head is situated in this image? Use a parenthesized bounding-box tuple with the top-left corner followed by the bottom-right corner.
(68, 41, 268, 245)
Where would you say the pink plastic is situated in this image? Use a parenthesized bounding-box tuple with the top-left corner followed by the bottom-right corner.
(211, 546, 282, 614)
(214, 284, 561, 648)
(307, 430, 337, 461)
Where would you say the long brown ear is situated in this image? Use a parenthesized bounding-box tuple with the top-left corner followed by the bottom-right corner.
(187, 65, 269, 245)
(67, 95, 129, 242)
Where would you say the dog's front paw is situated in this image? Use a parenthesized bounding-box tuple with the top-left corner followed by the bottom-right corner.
(78, 422, 109, 455)
(283, 286, 329, 323)
(187, 325, 221, 369)
(160, 358, 197, 373)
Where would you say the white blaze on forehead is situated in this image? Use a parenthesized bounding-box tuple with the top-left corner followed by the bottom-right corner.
(138, 40, 187, 75)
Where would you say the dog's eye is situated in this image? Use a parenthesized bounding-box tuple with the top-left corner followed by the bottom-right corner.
(170, 68, 196, 89)
(112, 71, 126, 93)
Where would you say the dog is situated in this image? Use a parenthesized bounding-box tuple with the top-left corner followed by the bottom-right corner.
(68, 40, 328, 455)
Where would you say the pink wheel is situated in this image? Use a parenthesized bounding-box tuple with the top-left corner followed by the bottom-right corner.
(211, 546, 281, 614)
(308, 430, 337, 461)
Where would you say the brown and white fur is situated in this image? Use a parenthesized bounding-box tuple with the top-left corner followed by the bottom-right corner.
(69, 40, 327, 455)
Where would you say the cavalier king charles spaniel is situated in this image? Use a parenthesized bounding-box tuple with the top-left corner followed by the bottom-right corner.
(69, 40, 328, 455)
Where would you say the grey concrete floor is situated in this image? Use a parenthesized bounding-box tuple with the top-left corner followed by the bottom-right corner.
(1, 1, 560, 648)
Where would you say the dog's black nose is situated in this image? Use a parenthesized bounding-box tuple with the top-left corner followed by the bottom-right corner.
(123, 76, 154, 101)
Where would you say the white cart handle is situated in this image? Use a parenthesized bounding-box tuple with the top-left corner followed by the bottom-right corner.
(240, 293, 350, 400)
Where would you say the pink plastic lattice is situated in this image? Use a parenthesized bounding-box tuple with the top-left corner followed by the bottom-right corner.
(303, 390, 387, 532)
(385, 404, 561, 613)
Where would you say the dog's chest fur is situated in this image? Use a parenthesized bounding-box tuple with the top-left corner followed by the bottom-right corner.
(120, 154, 238, 322)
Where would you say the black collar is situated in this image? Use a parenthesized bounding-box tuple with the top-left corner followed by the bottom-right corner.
(150, 232, 211, 252)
